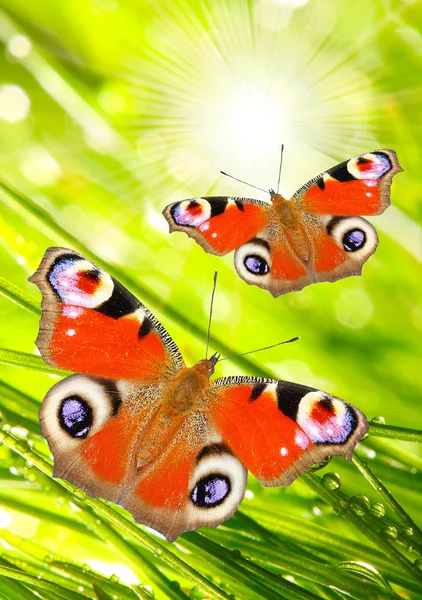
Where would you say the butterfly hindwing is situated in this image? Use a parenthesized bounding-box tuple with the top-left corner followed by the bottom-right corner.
(39, 374, 159, 502)
(125, 414, 247, 541)
(233, 229, 315, 296)
(308, 214, 379, 284)
(40, 373, 247, 541)
(163, 196, 271, 255)
(208, 377, 368, 486)
(29, 248, 184, 381)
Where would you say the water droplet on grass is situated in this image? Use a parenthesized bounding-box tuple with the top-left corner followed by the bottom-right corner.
(43, 554, 54, 564)
(190, 586, 207, 599)
(309, 456, 331, 471)
(231, 549, 242, 560)
(109, 574, 119, 583)
(370, 502, 385, 518)
(338, 561, 391, 589)
(73, 490, 87, 503)
(371, 416, 386, 425)
(349, 495, 370, 516)
(322, 472, 341, 491)
(381, 525, 398, 542)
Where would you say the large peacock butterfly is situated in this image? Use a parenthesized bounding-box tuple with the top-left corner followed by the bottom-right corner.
(31, 248, 368, 540)
(163, 150, 402, 297)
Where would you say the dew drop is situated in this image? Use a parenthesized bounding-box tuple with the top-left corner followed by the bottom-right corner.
(43, 554, 54, 565)
(322, 472, 341, 491)
(73, 490, 87, 503)
(153, 548, 163, 558)
(348, 495, 370, 516)
(338, 561, 390, 589)
(77, 586, 84, 592)
(190, 586, 208, 599)
(370, 502, 385, 518)
(371, 416, 386, 425)
(109, 574, 119, 583)
(170, 581, 181, 590)
(309, 456, 332, 471)
(406, 546, 413, 553)
(15, 439, 28, 452)
(333, 503, 347, 517)
(11, 426, 29, 439)
(82, 564, 92, 573)
(381, 525, 398, 542)
(231, 549, 242, 560)
(405, 527, 414, 538)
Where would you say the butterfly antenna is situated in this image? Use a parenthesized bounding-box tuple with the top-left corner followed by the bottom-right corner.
(276, 144, 284, 194)
(220, 171, 270, 195)
(205, 271, 218, 360)
(218, 336, 299, 362)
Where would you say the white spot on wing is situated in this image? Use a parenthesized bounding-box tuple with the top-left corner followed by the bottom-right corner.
(62, 306, 83, 318)
(295, 430, 309, 449)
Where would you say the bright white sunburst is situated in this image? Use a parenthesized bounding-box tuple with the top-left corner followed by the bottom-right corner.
(125, 0, 379, 200)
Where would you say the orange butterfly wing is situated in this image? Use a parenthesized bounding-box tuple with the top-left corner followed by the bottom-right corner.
(30, 248, 183, 381)
(163, 196, 271, 255)
(208, 377, 368, 486)
(41, 373, 247, 541)
(293, 150, 402, 216)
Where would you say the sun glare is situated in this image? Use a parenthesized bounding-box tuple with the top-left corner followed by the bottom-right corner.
(125, 0, 380, 199)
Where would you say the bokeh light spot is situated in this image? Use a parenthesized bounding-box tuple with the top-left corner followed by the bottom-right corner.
(0, 84, 30, 123)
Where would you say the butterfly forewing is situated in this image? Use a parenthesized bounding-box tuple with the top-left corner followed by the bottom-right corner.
(163, 196, 271, 255)
(292, 150, 402, 216)
(30, 247, 184, 381)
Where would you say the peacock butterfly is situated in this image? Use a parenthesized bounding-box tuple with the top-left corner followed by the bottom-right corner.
(30, 248, 368, 540)
(163, 150, 402, 297)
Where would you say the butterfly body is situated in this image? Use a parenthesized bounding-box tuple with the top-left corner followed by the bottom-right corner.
(163, 150, 402, 296)
(31, 248, 368, 540)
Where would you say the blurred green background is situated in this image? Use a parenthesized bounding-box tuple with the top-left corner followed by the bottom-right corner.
(0, 0, 421, 598)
